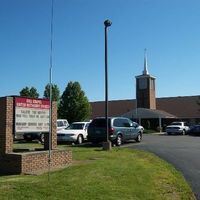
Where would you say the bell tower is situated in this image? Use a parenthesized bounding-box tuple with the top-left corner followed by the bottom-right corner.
(135, 49, 156, 109)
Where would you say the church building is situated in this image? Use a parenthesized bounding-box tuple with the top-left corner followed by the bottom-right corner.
(90, 51, 200, 130)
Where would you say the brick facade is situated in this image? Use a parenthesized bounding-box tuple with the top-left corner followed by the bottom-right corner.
(0, 97, 13, 155)
(0, 96, 72, 174)
(136, 75, 156, 109)
(0, 150, 72, 174)
(44, 101, 58, 150)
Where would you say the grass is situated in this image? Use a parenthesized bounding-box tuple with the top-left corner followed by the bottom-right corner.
(0, 143, 195, 200)
(13, 141, 44, 152)
(144, 129, 159, 134)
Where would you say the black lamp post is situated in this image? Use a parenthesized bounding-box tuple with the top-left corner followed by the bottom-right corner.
(103, 19, 112, 150)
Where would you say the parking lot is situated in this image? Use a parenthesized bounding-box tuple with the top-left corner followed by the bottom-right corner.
(128, 134, 200, 200)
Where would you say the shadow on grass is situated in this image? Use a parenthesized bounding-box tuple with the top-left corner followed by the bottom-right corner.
(63, 142, 103, 149)
(59, 140, 140, 150)
(0, 171, 19, 176)
(14, 140, 42, 144)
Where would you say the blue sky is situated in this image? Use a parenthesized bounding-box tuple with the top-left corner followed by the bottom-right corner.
(0, 0, 199, 102)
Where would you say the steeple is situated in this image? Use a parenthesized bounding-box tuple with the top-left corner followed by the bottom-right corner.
(143, 48, 149, 75)
(135, 49, 156, 109)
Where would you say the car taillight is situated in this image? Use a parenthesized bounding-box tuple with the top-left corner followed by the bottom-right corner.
(109, 128, 114, 135)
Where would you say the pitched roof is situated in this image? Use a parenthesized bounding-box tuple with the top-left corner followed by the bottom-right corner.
(156, 96, 200, 118)
(121, 108, 176, 119)
(90, 95, 200, 119)
(90, 99, 135, 118)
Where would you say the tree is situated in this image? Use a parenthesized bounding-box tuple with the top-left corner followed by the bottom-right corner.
(58, 81, 91, 123)
(29, 87, 39, 98)
(19, 86, 39, 98)
(43, 84, 60, 102)
(19, 87, 30, 97)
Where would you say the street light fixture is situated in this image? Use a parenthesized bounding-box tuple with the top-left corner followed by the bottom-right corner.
(103, 19, 112, 150)
(104, 19, 112, 27)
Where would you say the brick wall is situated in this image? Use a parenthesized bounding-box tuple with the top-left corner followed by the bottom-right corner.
(21, 150, 72, 174)
(136, 76, 156, 109)
(0, 150, 72, 174)
(44, 101, 57, 150)
(0, 97, 13, 155)
(0, 96, 72, 175)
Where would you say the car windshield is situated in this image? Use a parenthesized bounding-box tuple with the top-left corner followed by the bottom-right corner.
(171, 122, 182, 126)
(90, 118, 111, 128)
(57, 121, 64, 127)
(67, 123, 84, 130)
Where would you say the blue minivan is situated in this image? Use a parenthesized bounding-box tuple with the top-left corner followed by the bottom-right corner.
(87, 117, 143, 146)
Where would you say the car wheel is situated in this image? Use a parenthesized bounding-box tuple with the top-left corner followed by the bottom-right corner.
(116, 134, 122, 146)
(182, 130, 185, 135)
(136, 133, 142, 143)
(40, 133, 44, 144)
(77, 134, 83, 144)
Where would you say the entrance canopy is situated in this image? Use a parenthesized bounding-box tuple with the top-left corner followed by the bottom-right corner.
(121, 108, 176, 119)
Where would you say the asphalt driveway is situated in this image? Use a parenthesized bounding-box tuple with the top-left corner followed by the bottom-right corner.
(128, 134, 200, 200)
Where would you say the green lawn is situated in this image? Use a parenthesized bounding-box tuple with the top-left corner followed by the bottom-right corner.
(0, 143, 195, 200)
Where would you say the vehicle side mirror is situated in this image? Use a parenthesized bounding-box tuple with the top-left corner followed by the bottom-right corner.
(130, 123, 134, 127)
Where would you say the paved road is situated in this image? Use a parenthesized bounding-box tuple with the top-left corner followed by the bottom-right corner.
(128, 134, 200, 199)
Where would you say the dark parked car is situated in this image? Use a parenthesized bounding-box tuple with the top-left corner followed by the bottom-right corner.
(188, 125, 200, 135)
(23, 119, 68, 143)
(23, 132, 45, 143)
(87, 117, 143, 146)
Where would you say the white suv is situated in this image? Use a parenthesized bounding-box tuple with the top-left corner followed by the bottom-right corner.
(57, 119, 69, 131)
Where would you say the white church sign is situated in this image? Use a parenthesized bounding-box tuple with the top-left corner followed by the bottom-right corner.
(15, 97, 50, 133)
